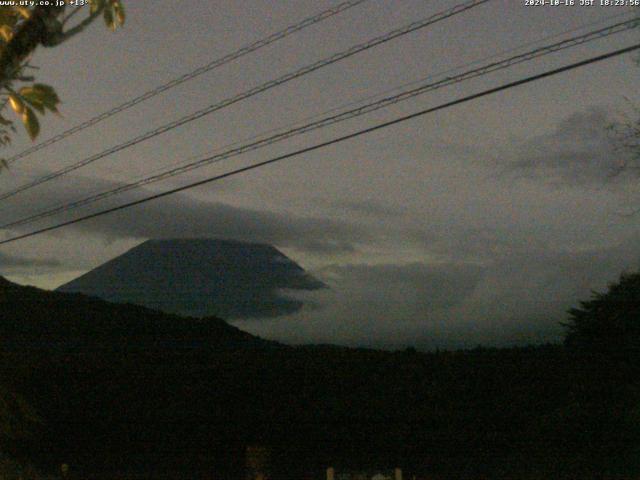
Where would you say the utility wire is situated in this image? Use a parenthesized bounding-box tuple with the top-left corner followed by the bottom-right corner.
(1, 43, 637, 246)
(121, 9, 638, 185)
(2, 0, 372, 166)
(0, 0, 490, 202)
(1, 17, 636, 231)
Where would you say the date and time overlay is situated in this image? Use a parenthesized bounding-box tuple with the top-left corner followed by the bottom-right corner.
(0, 0, 637, 9)
(525, 0, 639, 6)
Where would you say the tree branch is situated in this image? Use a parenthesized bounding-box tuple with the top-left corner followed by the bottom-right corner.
(61, 6, 82, 27)
(51, 4, 105, 46)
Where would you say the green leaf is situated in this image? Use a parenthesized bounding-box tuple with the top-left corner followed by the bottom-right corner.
(21, 106, 39, 141)
(20, 87, 44, 113)
(31, 83, 58, 99)
(0, 7, 18, 30)
(20, 84, 60, 114)
(113, 1, 125, 26)
(12, 6, 31, 19)
(89, 0, 105, 14)
(0, 25, 13, 43)
(8, 94, 24, 115)
(103, 6, 115, 31)
(24, 98, 44, 114)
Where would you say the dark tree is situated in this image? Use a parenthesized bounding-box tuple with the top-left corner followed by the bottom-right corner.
(563, 271, 640, 353)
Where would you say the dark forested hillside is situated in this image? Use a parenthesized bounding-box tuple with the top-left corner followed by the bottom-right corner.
(0, 274, 279, 351)
(0, 277, 638, 479)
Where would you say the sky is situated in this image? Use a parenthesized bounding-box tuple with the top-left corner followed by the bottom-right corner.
(1, 0, 640, 350)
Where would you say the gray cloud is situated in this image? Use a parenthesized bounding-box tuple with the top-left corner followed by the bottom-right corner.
(235, 261, 486, 348)
(449, 238, 640, 333)
(0, 252, 62, 284)
(318, 262, 485, 311)
(236, 236, 640, 350)
(0, 252, 60, 269)
(80, 196, 369, 255)
(331, 199, 408, 218)
(1, 173, 372, 255)
(503, 108, 634, 186)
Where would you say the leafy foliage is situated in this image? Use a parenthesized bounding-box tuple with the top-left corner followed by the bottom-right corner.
(563, 271, 640, 352)
(0, 1, 124, 154)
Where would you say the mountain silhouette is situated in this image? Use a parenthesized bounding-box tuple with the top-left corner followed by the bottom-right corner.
(56, 238, 325, 319)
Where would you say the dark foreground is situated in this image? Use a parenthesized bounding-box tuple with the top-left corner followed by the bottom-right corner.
(0, 277, 638, 479)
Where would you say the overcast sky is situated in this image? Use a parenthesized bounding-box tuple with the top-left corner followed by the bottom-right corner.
(1, 0, 639, 349)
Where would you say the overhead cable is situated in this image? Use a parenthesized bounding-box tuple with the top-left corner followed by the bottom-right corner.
(2, 17, 636, 231)
(0, 0, 490, 202)
(1, 42, 637, 246)
(2, 0, 372, 166)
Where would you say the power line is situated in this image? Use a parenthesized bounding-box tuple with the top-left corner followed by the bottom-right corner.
(0, 0, 490, 202)
(1, 42, 637, 247)
(2, 0, 372, 166)
(2, 17, 636, 231)
(121, 10, 637, 184)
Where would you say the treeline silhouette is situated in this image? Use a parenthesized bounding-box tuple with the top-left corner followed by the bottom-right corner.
(0, 276, 638, 479)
